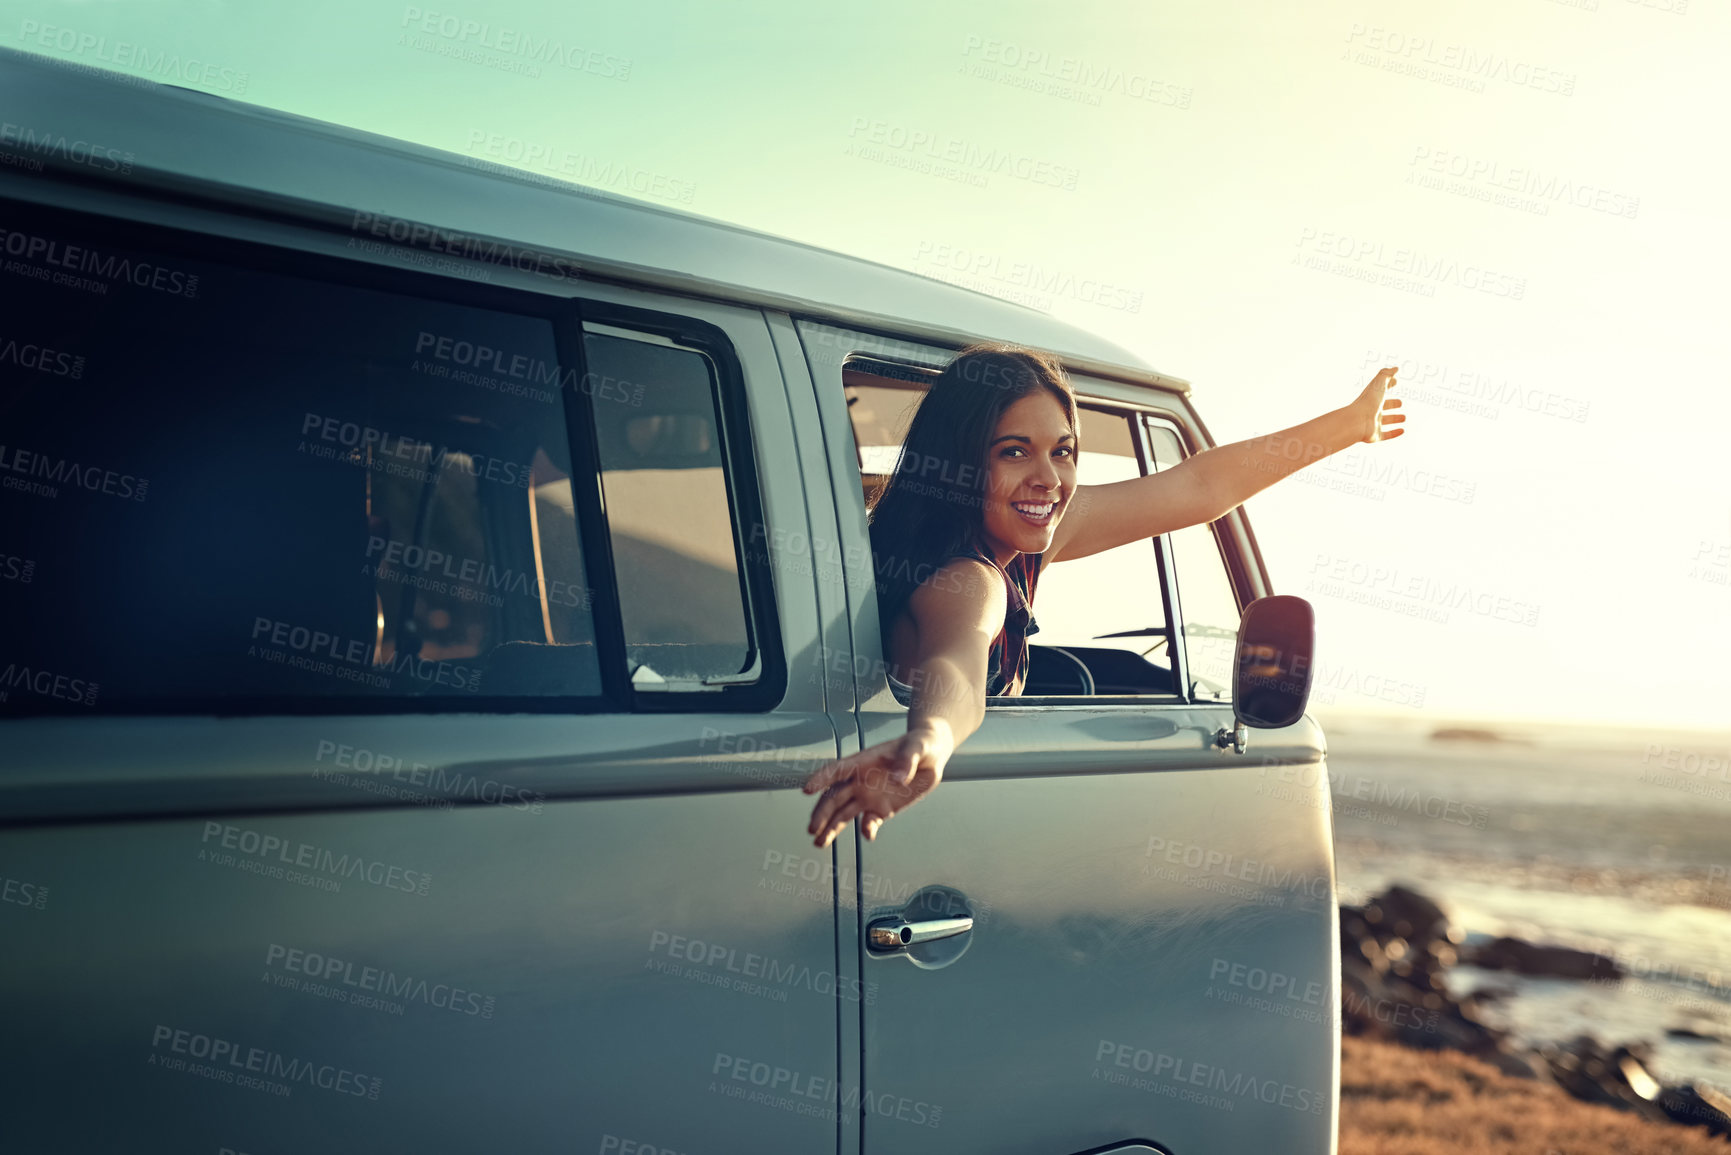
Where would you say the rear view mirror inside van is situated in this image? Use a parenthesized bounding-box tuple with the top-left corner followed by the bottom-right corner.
(1232, 595, 1315, 728)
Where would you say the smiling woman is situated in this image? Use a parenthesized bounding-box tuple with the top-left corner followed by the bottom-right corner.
(804, 342, 1405, 848)
(869, 345, 1078, 691)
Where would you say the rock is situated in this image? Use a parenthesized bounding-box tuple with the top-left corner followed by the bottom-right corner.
(1430, 726, 1531, 744)
(1464, 984, 1516, 1003)
(1338, 888, 1505, 1056)
(1533, 1036, 1671, 1122)
(1465, 935, 1624, 982)
(1665, 1024, 1725, 1042)
(1660, 1082, 1731, 1138)
(1364, 885, 1451, 948)
(1485, 1044, 1550, 1081)
(1425, 941, 1459, 969)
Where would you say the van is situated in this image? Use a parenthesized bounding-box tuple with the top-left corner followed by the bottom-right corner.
(0, 47, 1336, 1155)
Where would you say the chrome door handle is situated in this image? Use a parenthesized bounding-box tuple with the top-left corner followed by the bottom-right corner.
(867, 915, 973, 954)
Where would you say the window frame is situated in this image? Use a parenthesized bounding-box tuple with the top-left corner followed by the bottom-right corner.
(0, 197, 785, 716)
(836, 352, 1194, 708)
(1141, 413, 1261, 609)
(1140, 412, 1254, 703)
(577, 304, 787, 714)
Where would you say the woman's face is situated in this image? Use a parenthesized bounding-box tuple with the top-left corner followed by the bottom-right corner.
(978, 389, 1077, 560)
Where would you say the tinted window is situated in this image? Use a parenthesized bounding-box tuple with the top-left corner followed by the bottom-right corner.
(584, 329, 751, 684)
(0, 210, 600, 711)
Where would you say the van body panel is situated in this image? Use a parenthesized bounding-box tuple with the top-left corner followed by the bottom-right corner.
(849, 712, 1340, 1154)
(763, 311, 857, 722)
(0, 787, 843, 1154)
(794, 320, 1340, 1152)
(767, 306, 870, 1155)
(0, 714, 844, 822)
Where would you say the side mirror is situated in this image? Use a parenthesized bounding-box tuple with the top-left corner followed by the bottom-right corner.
(1231, 594, 1315, 730)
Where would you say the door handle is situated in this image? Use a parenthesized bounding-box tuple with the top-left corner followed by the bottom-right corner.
(867, 915, 973, 954)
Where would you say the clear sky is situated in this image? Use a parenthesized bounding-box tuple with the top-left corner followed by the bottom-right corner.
(10, 0, 1727, 729)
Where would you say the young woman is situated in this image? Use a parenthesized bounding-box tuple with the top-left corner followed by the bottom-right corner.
(804, 344, 1405, 848)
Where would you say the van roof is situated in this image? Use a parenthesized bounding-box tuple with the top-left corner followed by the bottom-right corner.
(0, 47, 1188, 394)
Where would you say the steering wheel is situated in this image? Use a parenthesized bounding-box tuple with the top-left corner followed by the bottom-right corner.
(1039, 646, 1096, 696)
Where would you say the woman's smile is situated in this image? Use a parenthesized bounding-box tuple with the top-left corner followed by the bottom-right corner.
(1011, 497, 1062, 527)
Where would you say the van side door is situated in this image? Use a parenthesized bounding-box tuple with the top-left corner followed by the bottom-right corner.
(796, 320, 1339, 1154)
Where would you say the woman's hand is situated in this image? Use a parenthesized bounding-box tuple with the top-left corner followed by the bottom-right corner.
(803, 722, 955, 849)
(1350, 366, 1405, 444)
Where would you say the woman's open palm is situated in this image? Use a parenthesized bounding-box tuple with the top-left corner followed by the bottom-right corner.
(1354, 366, 1406, 443)
(803, 728, 952, 849)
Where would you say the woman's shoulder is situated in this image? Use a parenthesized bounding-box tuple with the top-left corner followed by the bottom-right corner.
(905, 553, 1007, 622)
(920, 548, 1043, 600)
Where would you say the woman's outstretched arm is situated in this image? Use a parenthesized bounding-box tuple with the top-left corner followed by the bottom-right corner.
(1046, 366, 1405, 564)
(802, 557, 1005, 849)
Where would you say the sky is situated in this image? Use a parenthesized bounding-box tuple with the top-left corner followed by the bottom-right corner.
(8, 0, 1727, 730)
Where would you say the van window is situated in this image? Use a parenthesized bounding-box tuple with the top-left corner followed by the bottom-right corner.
(841, 362, 1178, 697)
(0, 207, 602, 712)
(1146, 419, 1243, 699)
(583, 328, 753, 685)
(1019, 408, 1177, 692)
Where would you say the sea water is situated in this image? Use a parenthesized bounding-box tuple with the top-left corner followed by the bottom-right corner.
(1319, 717, 1731, 1092)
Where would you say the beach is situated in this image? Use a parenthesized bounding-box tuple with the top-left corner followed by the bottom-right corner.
(1341, 1035, 1730, 1154)
(1317, 712, 1731, 1138)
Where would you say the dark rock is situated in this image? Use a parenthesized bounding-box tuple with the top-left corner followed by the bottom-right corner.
(1485, 1044, 1550, 1081)
(1430, 726, 1531, 744)
(1425, 941, 1459, 969)
(1465, 935, 1624, 982)
(1524, 1035, 1673, 1124)
(1368, 885, 1451, 949)
(1464, 984, 1516, 1004)
(1338, 888, 1505, 1056)
(1665, 1024, 1725, 1042)
(1660, 1082, 1731, 1138)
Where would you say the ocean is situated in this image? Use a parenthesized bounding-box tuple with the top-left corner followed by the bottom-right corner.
(1316, 713, 1731, 1091)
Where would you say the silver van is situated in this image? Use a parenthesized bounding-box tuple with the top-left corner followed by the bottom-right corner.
(0, 48, 1336, 1155)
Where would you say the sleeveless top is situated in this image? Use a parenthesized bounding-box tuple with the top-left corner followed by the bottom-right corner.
(888, 546, 1044, 698)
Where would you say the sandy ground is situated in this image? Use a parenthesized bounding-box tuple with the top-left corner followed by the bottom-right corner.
(1340, 1036, 1727, 1154)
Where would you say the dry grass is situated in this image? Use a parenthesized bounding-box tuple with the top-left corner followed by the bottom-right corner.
(1339, 1036, 1728, 1154)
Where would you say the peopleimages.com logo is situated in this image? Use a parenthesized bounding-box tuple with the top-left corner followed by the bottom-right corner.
(0, 335, 84, 378)
(397, 7, 632, 80)
(249, 615, 483, 693)
(312, 738, 545, 813)
(349, 211, 579, 281)
(298, 412, 535, 490)
(264, 942, 496, 1017)
(17, 20, 252, 93)
(0, 228, 198, 296)
(0, 656, 100, 706)
(0, 443, 147, 503)
(199, 821, 433, 896)
(2, 872, 48, 910)
(149, 1025, 379, 1099)
(0, 121, 132, 175)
